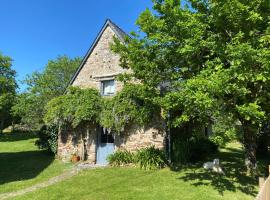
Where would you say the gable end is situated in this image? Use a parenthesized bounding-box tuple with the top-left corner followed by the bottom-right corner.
(67, 19, 128, 88)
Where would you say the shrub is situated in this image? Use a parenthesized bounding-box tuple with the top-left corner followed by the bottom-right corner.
(172, 135, 218, 164)
(189, 137, 218, 161)
(135, 146, 166, 170)
(107, 150, 134, 166)
(210, 114, 239, 147)
(171, 138, 190, 164)
(35, 125, 58, 154)
(209, 135, 224, 147)
(257, 122, 270, 155)
(107, 146, 166, 170)
(210, 128, 238, 147)
(44, 87, 102, 128)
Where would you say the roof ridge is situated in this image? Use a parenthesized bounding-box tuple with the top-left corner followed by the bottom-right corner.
(65, 19, 129, 89)
(106, 19, 129, 42)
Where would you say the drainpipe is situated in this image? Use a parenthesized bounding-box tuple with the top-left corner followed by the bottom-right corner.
(160, 82, 172, 163)
(166, 112, 172, 164)
(168, 125, 171, 164)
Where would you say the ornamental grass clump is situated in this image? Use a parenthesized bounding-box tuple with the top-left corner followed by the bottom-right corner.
(107, 150, 135, 166)
(135, 146, 166, 170)
(107, 146, 166, 170)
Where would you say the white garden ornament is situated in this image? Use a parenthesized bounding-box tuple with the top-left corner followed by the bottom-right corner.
(203, 159, 225, 175)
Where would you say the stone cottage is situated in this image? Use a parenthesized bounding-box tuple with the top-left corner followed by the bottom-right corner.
(57, 19, 166, 164)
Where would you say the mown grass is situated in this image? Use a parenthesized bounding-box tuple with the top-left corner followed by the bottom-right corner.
(14, 142, 264, 200)
(0, 132, 71, 194)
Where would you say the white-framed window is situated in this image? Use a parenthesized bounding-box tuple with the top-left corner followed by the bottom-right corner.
(101, 79, 115, 96)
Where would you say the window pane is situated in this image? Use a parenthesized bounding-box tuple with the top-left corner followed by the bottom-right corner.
(102, 80, 115, 95)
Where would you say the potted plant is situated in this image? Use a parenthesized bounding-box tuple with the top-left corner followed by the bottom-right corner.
(71, 153, 80, 163)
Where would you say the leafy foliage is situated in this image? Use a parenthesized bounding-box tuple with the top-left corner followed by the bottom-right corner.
(0, 52, 17, 132)
(25, 55, 82, 98)
(35, 125, 58, 154)
(188, 137, 218, 162)
(100, 84, 159, 133)
(257, 122, 270, 155)
(209, 114, 239, 147)
(107, 146, 166, 170)
(12, 56, 81, 128)
(44, 87, 102, 128)
(135, 146, 166, 170)
(209, 131, 236, 148)
(171, 135, 190, 164)
(107, 150, 135, 166)
(172, 134, 218, 164)
(112, 0, 270, 171)
(45, 83, 158, 134)
(12, 93, 44, 128)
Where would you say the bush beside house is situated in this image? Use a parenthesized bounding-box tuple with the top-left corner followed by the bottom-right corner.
(107, 146, 166, 170)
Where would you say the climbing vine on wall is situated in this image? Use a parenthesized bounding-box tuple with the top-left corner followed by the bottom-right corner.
(100, 83, 160, 133)
(44, 84, 160, 133)
(44, 87, 102, 127)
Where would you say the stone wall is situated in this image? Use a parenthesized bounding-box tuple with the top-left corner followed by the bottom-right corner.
(72, 25, 126, 93)
(57, 127, 81, 162)
(57, 124, 97, 163)
(57, 119, 165, 163)
(115, 117, 166, 152)
(58, 23, 166, 163)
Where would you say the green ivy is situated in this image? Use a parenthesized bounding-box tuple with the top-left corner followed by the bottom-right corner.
(44, 84, 159, 133)
(35, 125, 58, 154)
(44, 87, 102, 128)
(100, 84, 159, 133)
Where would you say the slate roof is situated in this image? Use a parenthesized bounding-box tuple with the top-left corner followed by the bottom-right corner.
(67, 19, 128, 87)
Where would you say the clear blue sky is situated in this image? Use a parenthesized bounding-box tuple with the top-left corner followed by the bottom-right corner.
(0, 0, 153, 91)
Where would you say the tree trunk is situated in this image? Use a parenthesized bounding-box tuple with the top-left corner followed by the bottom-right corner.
(241, 119, 258, 175)
(0, 120, 4, 134)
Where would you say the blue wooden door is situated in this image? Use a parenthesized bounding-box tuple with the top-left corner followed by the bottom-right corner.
(96, 127, 115, 165)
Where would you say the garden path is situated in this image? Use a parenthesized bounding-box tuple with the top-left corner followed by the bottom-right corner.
(0, 163, 102, 200)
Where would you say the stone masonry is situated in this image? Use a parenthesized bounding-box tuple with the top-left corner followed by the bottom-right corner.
(57, 124, 97, 163)
(72, 25, 125, 93)
(57, 20, 166, 163)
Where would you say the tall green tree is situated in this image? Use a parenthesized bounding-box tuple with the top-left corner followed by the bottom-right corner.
(112, 0, 270, 172)
(0, 53, 17, 132)
(12, 55, 81, 128)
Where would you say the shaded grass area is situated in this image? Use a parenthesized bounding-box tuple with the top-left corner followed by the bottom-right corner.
(0, 132, 71, 194)
(0, 131, 37, 142)
(177, 143, 258, 197)
(14, 142, 262, 200)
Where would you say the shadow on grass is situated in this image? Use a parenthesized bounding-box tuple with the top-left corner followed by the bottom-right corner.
(0, 132, 54, 185)
(175, 146, 258, 196)
(0, 150, 54, 185)
(0, 132, 37, 142)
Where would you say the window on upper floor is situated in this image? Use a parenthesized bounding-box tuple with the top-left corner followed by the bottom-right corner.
(101, 79, 115, 96)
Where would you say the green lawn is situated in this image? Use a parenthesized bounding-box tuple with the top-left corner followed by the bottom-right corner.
(13, 142, 262, 200)
(0, 132, 71, 194)
(0, 132, 266, 200)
